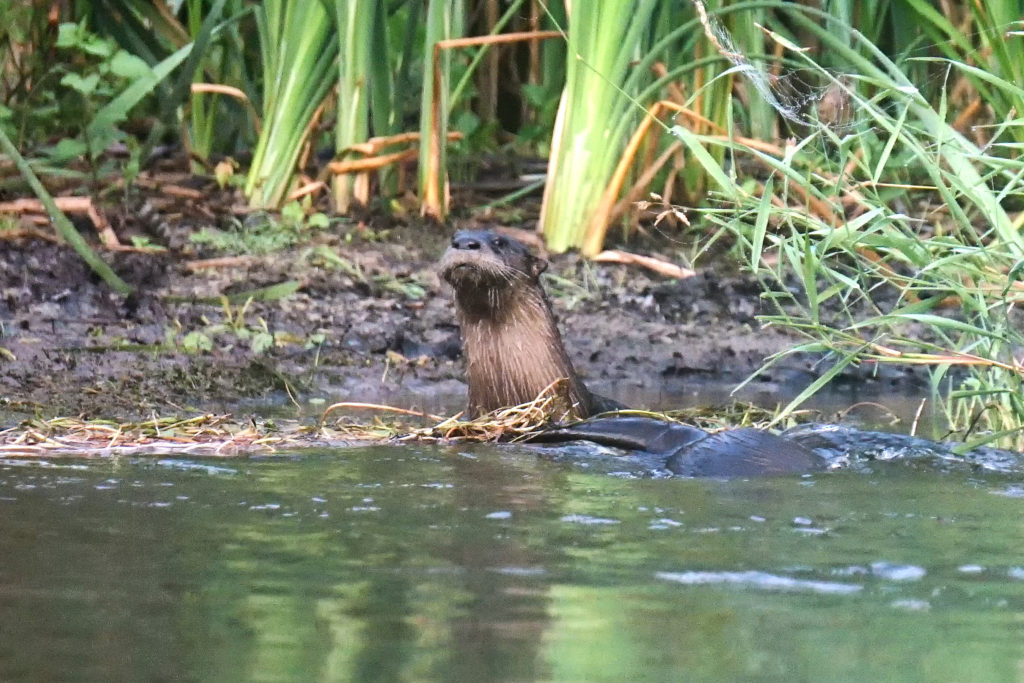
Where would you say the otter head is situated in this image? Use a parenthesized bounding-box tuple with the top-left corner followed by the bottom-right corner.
(438, 230, 548, 319)
(438, 229, 595, 420)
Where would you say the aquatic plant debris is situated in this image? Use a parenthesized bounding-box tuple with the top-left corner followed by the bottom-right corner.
(0, 414, 313, 457)
(0, 388, 769, 458)
(0, 400, 550, 457)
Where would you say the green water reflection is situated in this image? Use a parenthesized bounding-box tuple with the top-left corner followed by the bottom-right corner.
(1, 445, 1023, 682)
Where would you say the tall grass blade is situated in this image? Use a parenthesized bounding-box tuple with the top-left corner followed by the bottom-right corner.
(245, 0, 337, 209)
(539, 0, 658, 253)
(419, 0, 464, 220)
(332, 0, 379, 212)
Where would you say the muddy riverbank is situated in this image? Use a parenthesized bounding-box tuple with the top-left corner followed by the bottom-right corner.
(0, 194, 927, 422)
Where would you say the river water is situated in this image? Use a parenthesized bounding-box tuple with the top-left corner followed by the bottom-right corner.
(2, 443, 1023, 681)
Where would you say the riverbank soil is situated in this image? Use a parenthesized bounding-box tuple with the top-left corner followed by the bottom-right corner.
(0, 179, 925, 422)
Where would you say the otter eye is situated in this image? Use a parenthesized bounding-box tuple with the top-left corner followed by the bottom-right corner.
(491, 236, 507, 249)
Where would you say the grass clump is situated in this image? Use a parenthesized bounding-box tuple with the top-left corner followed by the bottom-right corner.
(669, 4, 1024, 449)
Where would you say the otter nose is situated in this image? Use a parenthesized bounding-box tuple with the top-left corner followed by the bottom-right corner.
(451, 234, 482, 250)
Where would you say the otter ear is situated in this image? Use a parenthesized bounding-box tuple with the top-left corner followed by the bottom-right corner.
(530, 257, 548, 278)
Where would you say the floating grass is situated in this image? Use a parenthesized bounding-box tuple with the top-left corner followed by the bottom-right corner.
(0, 389, 797, 459)
(0, 414, 309, 457)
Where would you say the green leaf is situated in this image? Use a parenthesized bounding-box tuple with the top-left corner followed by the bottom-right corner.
(55, 23, 81, 48)
(452, 110, 480, 136)
(251, 332, 275, 355)
(894, 313, 1006, 338)
(308, 213, 330, 229)
(47, 138, 88, 162)
(669, 126, 740, 201)
(521, 83, 547, 108)
(82, 35, 115, 58)
(109, 51, 153, 80)
(86, 42, 194, 158)
(57, 23, 114, 57)
(751, 177, 773, 271)
(223, 280, 302, 304)
(182, 331, 214, 353)
(61, 73, 100, 95)
(280, 201, 304, 226)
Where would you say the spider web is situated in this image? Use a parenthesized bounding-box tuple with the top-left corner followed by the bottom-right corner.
(692, 0, 856, 131)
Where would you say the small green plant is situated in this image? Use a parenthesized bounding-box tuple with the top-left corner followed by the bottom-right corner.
(169, 296, 310, 357)
(309, 245, 426, 300)
(373, 275, 426, 300)
(129, 235, 167, 250)
(181, 329, 214, 354)
(0, 14, 194, 196)
(309, 246, 365, 280)
(52, 22, 191, 164)
(190, 202, 333, 254)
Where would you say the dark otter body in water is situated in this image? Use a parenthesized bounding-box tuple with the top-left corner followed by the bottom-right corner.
(439, 229, 825, 477)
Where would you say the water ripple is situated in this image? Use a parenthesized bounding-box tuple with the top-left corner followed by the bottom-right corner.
(655, 570, 862, 594)
(560, 514, 620, 525)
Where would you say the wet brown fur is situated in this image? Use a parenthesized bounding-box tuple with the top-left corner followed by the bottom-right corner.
(438, 231, 598, 420)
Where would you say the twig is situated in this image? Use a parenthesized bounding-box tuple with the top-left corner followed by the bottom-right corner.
(320, 402, 445, 423)
(593, 249, 695, 279)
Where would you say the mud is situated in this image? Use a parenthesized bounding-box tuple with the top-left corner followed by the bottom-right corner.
(0, 195, 927, 422)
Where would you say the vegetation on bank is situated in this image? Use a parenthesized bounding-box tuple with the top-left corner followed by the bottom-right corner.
(1, 0, 1023, 447)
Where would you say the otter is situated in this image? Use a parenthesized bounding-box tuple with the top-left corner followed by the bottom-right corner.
(438, 229, 620, 420)
(439, 229, 826, 477)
